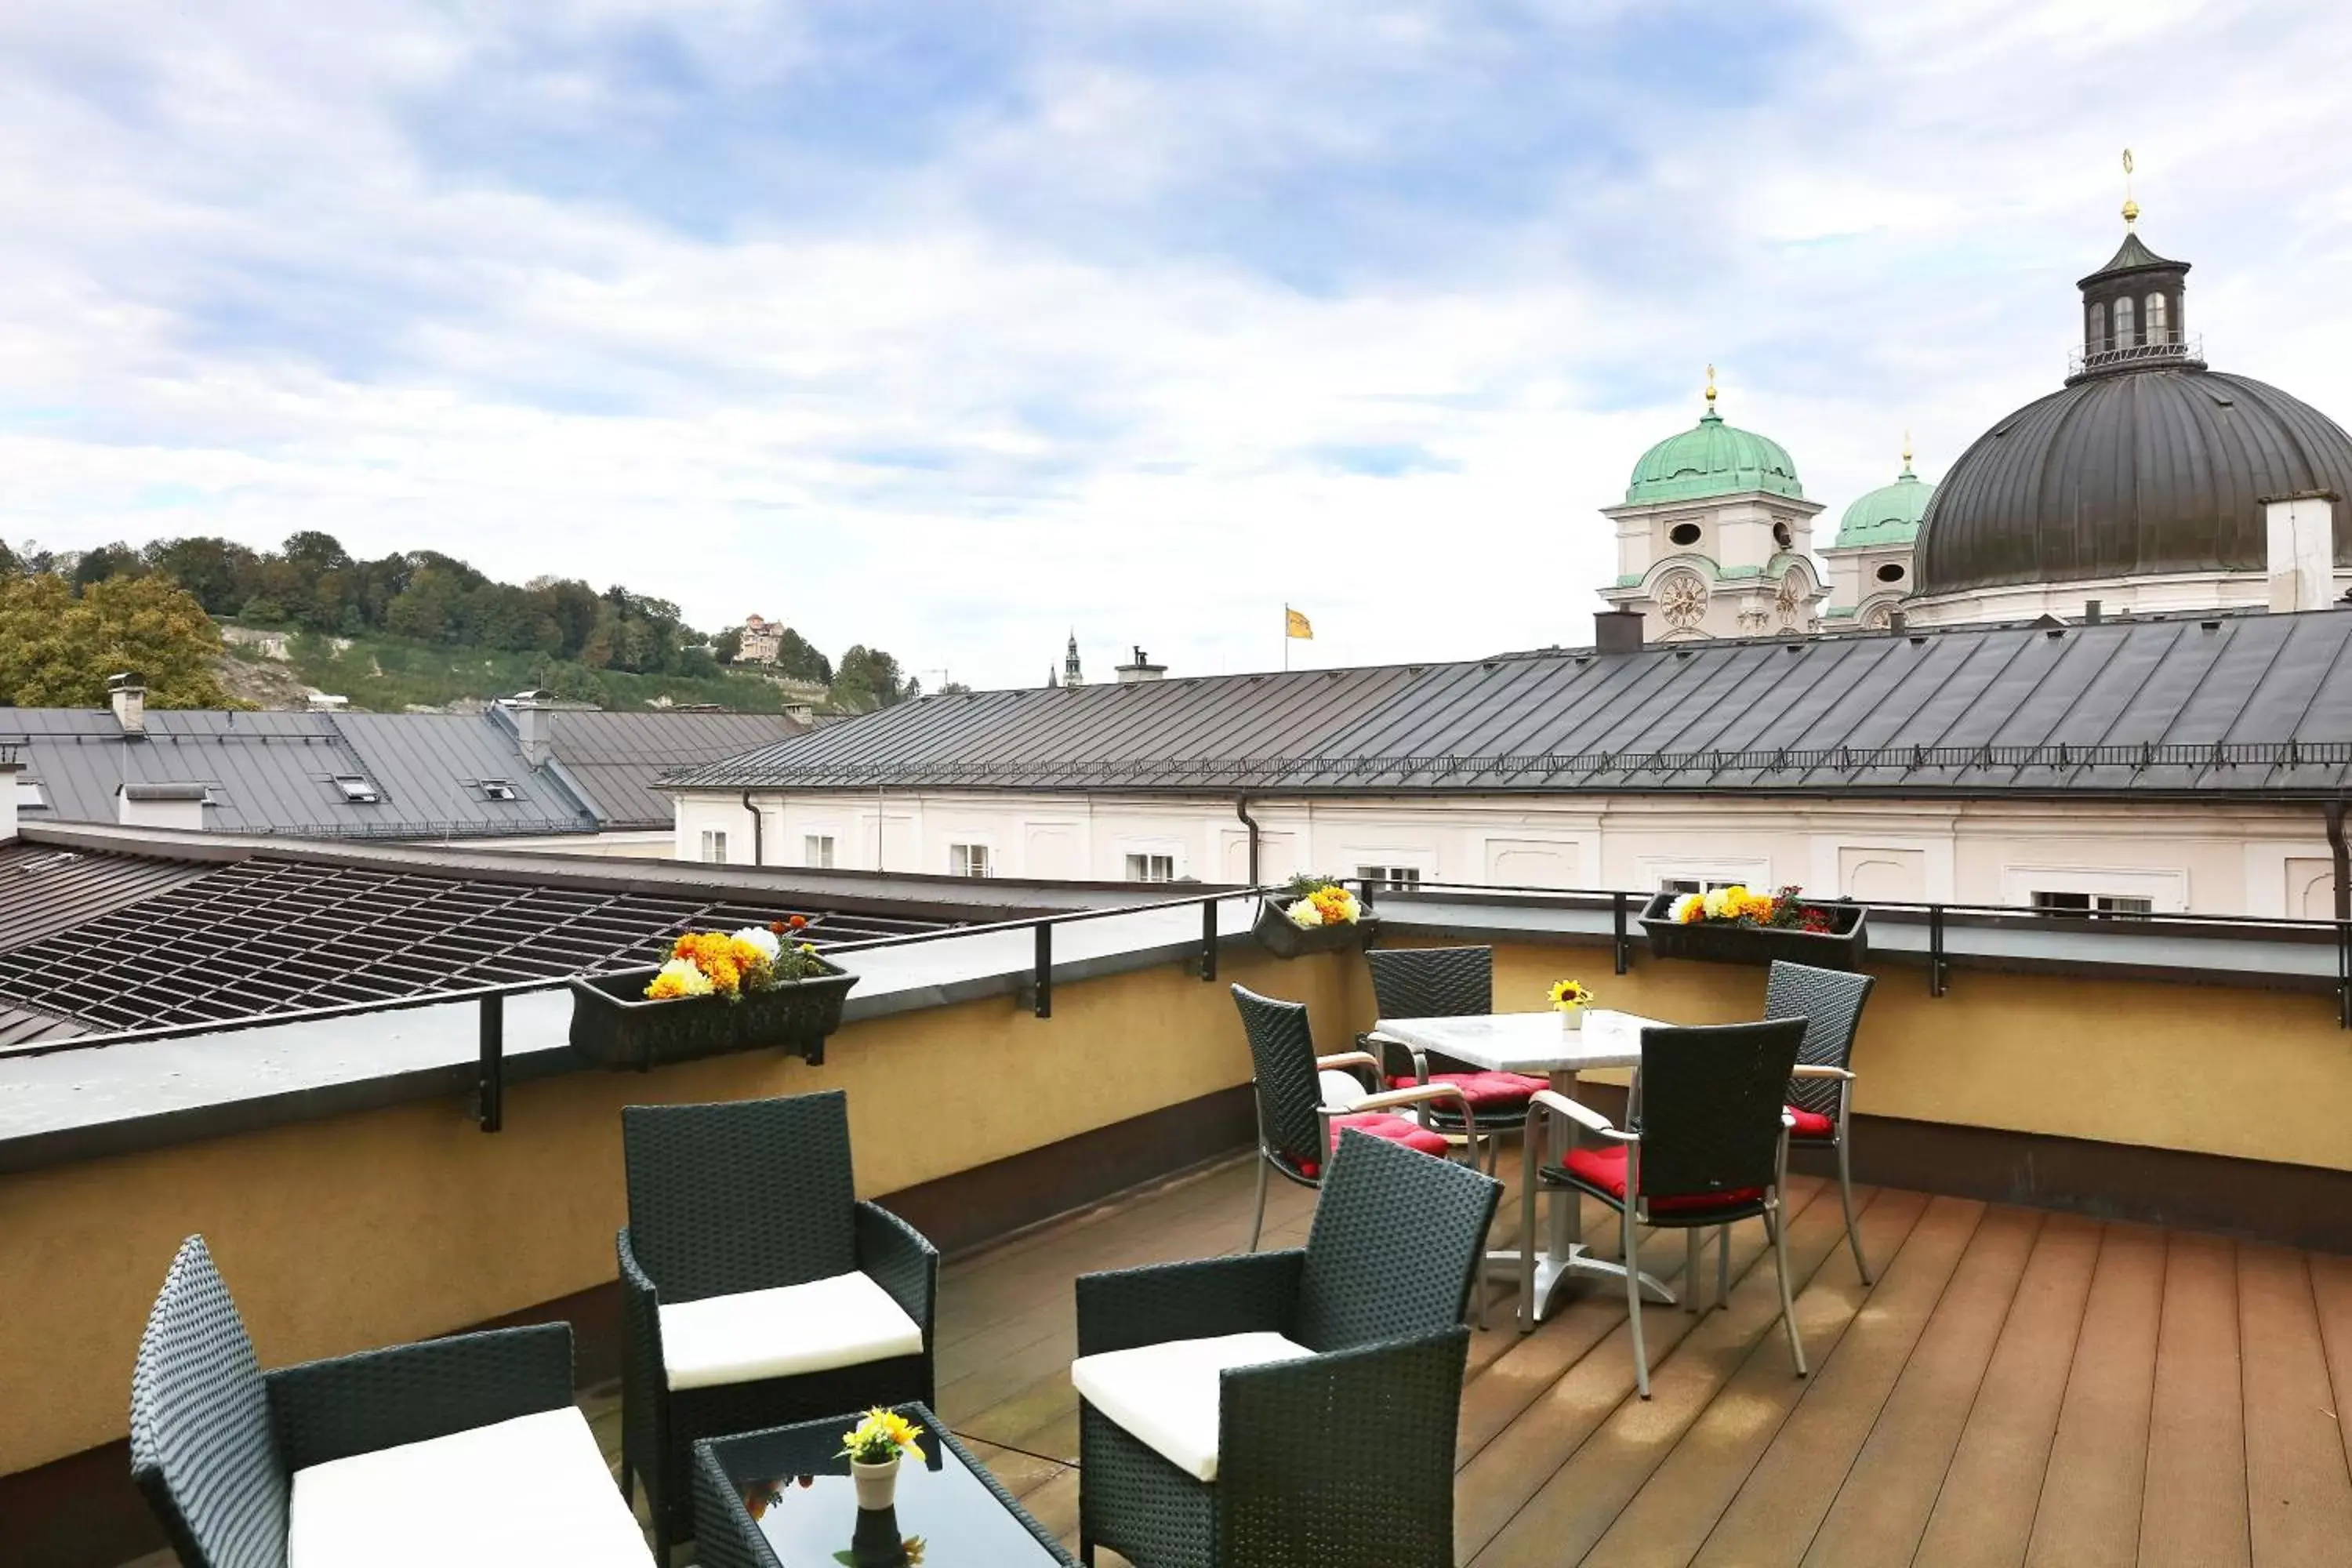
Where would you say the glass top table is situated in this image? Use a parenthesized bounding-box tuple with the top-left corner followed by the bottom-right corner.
(693, 1403, 1075, 1567)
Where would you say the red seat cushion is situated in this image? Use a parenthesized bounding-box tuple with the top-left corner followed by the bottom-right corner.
(1295, 1114, 1453, 1178)
(1784, 1106, 1836, 1139)
(1387, 1070, 1549, 1109)
(1562, 1144, 1762, 1214)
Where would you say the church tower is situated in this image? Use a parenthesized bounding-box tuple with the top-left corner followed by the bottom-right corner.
(1063, 633, 1085, 688)
(1598, 369, 1827, 640)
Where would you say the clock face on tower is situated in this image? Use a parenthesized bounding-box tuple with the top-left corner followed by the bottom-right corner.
(1777, 569, 1806, 626)
(1657, 570, 1708, 630)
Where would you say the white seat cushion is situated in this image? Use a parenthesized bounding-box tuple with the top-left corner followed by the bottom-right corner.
(289, 1406, 649, 1568)
(1069, 1330, 1316, 1483)
(659, 1269, 924, 1392)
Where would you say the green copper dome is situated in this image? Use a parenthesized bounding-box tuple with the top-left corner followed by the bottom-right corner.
(1834, 460, 1934, 548)
(1625, 406, 1805, 505)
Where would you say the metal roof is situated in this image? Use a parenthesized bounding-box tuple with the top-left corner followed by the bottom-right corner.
(664, 609, 2352, 800)
(0, 707, 799, 840)
(0, 834, 960, 1040)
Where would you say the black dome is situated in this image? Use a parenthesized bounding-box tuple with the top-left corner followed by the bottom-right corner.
(1915, 367, 2352, 597)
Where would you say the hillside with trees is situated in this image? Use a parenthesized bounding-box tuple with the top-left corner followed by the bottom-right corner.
(0, 534, 920, 713)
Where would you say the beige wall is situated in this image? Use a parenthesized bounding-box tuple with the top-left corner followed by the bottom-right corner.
(0, 948, 1349, 1477)
(677, 787, 2338, 917)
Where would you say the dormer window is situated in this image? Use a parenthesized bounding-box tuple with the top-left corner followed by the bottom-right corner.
(2144, 292, 2168, 342)
(332, 775, 382, 804)
(2113, 295, 2136, 348)
(479, 779, 519, 802)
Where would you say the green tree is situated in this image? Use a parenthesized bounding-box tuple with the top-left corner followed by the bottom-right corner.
(833, 644, 913, 710)
(0, 573, 230, 707)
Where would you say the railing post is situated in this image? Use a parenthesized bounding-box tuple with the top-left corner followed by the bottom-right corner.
(1200, 895, 1219, 982)
(1929, 904, 1947, 997)
(2338, 920, 2350, 1029)
(1033, 921, 1053, 1019)
(477, 993, 504, 1133)
(1613, 891, 1630, 976)
(1356, 875, 1378, 917)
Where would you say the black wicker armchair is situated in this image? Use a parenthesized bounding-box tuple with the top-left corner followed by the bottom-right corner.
(1071, 1128, 1502, 1567)
(1363, 945, 1550, 1172)
(1766, 959, 1878, 1284)
(1519, 1018, 1809, 1398)
(619, 1089, 939, 1559)
(129, 1235, 648, 1568)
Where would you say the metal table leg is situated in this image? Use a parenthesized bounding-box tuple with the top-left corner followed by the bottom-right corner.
(1487, 1065, 1675, 1321)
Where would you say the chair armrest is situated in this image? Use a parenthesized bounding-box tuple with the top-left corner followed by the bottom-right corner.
(856, 1200, 939, 1340)
(266, 1323, 574, 1473)
(1526, 1087, 1631, 1140)
(1345, 1083, 1476, 1123)
(1076, 1250, 1305, 1356)
(1317, 1050, 1381, 1076)
(1791, 1064, 1855, 1080)
(1217, 1327, 1472, 1559)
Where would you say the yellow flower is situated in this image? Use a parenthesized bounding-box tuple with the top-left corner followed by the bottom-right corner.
(839, 1406, 926, 1464)
(1547, 978, 1592, 1008)
(1669, 892, 1705, 924)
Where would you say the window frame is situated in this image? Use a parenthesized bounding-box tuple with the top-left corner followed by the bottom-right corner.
(2113, 293, 2136, 348)
(699, 829, 729, 864)
(949, 842, 993, 878)
(1123, 851, 1178, 883)
(804, 833, 837, 869)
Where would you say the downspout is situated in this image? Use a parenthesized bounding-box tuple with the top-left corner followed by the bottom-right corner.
(739, 790, 764, 867)
(2328, 799, 2350, 921)
(1235, 794, 1261, 885)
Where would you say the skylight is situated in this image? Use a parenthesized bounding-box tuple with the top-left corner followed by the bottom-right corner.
(332, 775, 382, 804)
(479, 779, 519, 801)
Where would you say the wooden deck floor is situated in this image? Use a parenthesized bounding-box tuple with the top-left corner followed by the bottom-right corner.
(131, 1156, 2350, 1567)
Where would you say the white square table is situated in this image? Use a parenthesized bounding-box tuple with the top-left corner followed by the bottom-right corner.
(1370, 1009, 1678, 1321)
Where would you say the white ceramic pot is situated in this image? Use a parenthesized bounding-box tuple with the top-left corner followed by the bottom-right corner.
(1559, 1006, 1584, 1032)
(851, 1453, 901, 1512)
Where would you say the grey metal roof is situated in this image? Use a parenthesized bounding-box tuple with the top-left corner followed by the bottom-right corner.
(0, 707, 797, 840)
(663, 609, 2352, 800)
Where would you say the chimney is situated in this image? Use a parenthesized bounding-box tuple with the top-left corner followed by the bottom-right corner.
(118, 782, 206, 832)
(1889, 610, 1907, 632)
(1114, 645, 1168, 683)
(0, 746, 20, 843)
(2083, 599, 2103, 624)
(506, 688, 556, 767)
(1594, 610, 1645, 655)
(107, 672, 147, 736)
(2266, 494, 2336, 612)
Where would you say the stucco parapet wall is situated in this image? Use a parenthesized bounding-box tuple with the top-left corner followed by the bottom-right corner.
(0, 898, 1265, 1177)
(1374, 895, 2345, 987)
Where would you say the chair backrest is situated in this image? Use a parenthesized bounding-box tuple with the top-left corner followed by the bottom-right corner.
(1232, 984, 1324, 1171)
(1632, 1019, 1807, 1205)
(1365, 946, 1493, 1021)
(129, 1236, 289, 1568)
(1764, 960, 1877, 1118)
(1292, 1129, 1501, 1352)
(622, 1090, 858, 1303)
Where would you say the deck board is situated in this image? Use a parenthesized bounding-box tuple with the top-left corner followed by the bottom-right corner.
(123, 1152, 2352, 1568)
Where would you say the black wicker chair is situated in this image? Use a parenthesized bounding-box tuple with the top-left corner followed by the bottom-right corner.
(1072, 1127, 1502, 1567)
(1766, 959, 1878, 1284)
(619, 1089, 938, 1559)
(129, 1235, 648, 1568)
(1363, 945, 1548, 1172)
(1519, 1019, 1809, 1397)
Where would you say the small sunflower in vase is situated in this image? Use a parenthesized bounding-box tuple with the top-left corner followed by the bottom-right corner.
(838, 1407, 925, 1512)
(1548, 978, 1596, 1031)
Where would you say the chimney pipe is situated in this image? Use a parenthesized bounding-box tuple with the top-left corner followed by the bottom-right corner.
(506, 688, 555, 767)
(2083, 600, 2103, 624)
(107, 672, 147, 736)
(1888, 610, 1907, 633)
(1594, 610, 1645, 655)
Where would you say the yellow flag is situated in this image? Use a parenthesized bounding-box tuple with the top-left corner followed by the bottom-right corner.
(1285, 607, 1313, 640)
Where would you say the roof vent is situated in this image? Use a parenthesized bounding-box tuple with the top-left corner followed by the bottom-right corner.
(1593, 610, 1644, 655)
(332, 775, 383, 804)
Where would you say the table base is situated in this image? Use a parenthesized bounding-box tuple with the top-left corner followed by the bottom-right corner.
(1487, 1244, 1676, 1320)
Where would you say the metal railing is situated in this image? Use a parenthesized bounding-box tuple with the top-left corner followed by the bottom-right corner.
(2067, 332, 2202, 377)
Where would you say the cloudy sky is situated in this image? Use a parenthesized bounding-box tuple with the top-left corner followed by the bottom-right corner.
(4, 2, 2349, 689)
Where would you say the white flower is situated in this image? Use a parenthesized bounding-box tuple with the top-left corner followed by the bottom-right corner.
(1669, 892, 1704, 924)
(1284, 896, 1325, 929)
(654, 957, 713, 996)
(1701, 887, 1737, 920)
(732, 926, 782, 964)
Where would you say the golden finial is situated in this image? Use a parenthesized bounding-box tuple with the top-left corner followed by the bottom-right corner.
(2122, 147, 2139, 227)
(1902, 428, 1914, 476)
(1704, 364, 1718, 408)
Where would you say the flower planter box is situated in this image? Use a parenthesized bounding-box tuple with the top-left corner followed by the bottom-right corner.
(1251, 900, 1378, 960)
(568, 962, 858, 1072)
(1638, 893, 1868, 971)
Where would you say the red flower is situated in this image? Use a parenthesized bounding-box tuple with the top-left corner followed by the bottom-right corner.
(768, 921, 785, 935)
(789, 914, 808, 929)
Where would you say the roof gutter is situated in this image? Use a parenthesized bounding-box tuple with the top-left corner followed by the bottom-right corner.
(1235, 794, 1261, 886)
(741, 790, 764, 867)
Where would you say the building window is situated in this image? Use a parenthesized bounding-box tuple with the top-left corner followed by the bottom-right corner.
(1125, 852, 1176, 882)
(804, 834, 836, 869)
(1356, 865, 1422, 891)
(950, 843, 992, 878)
(1661, 875, 1751, 895)
(2145, 291, 2168, 341)
(2032, 891, 2152, 920)
(1668, 521, 1702, 546)
(1875, 562, 1907, 583)
(2088, 300, 2106, 350)
(699, 829, 728, 864)
(1773, 521, 1794, 550)
(2113, 295, 2135, 348)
